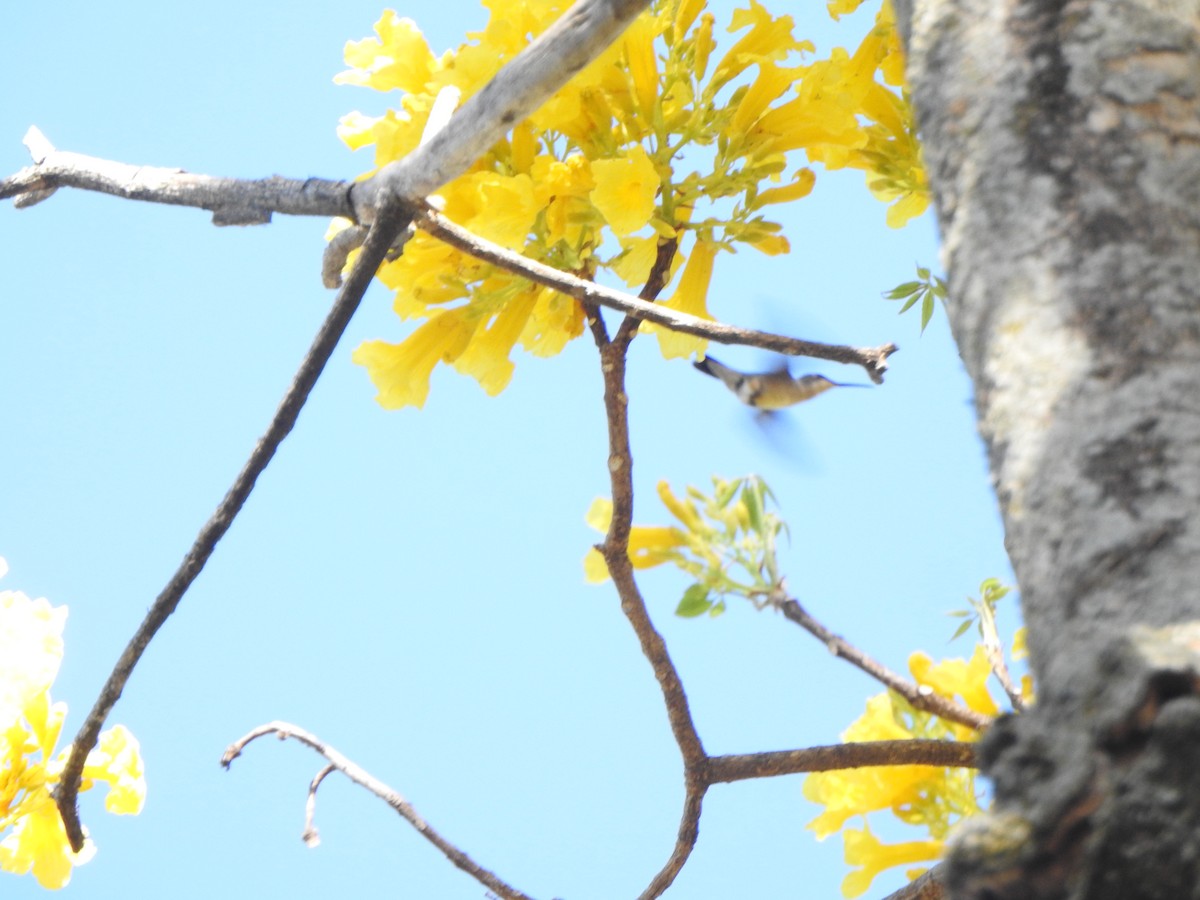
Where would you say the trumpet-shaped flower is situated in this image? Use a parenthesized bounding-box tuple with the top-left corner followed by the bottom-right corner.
(841, 824, 942, 898)
(353, 307, 479, 409)
(803, 641, 997, 895)
(590, 146, 660, 237)
(582, 497, 690, 582)
(640, 237, 717, 359)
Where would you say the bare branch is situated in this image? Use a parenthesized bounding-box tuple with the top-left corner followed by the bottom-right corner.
(418, 208, 897, 381)
(779, 598, 993, 733)
(588, 265, 710, 898)
(637, 782, 704, 900)
(986, 643, 1027, 713)
(52, 201, 415, 852)
(222, 722, 534, 900)
(3, 128, 353, 224)
(706, 740, 977, 784)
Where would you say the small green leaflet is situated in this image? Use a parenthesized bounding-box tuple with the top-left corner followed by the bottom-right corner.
(884, 264, 946, 334)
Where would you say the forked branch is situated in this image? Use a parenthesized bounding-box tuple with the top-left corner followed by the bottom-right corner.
(222, 722, 534, 900)
(51, 202, 415, 851)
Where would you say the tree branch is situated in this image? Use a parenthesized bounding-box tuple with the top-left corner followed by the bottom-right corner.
(3, 133, 896, 381)
(706, 740, 977, 784)
(51, 201, 415, 852)
(221, 722, 534, 900)
(3, 127, 353, 224)
(587, 253, 711, 898)
(417, 208, 897, 381)
(779, 598, 993, 733)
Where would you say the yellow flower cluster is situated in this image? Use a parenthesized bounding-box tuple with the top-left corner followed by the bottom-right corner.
(803, 647, 998, 898)
(0, 560, 145, 889)
(802, 0, 930, 227)
(335, 0, 926, 408)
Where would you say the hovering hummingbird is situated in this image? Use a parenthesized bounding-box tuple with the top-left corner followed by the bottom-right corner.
(693, 356, 870, 410)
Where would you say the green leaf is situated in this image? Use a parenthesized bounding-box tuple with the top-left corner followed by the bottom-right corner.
(916, 265, 931, 280)
(709, 599, 727, 618)
(884, 281, 923, 299)
(920, 294, 935, 332)
(950, 618, 974, 641)
(741, 483, 764, 534)
(676, 584, 713, 618)
(933, 277, 948, 299)
(898, 291, 923, 314)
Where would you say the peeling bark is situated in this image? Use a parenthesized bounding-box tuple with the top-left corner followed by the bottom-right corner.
(899, 1, 1200, 897)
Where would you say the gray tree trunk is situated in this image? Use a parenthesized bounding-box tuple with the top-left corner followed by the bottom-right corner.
(895, 2, 1200, 897)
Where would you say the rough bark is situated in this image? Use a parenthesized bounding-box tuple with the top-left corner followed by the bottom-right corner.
(898, 1, 1200, 897)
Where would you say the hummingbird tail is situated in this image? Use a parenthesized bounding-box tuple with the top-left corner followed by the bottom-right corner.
(694, 356, 739, 381)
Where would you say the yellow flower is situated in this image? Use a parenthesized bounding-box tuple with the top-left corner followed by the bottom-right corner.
(712, 0, 812, 89)
(0, 569, 145, 889)
(640, 237, 718, 359)
(590, 146, 660, 237)
(530, 154, 598, 247)
(622, 13, 661, 129)
(827, 0, 869, 19)
(612, 235, 667, 288)
(751, 168, 815, 208)
(334, 11, 438, 95)
(884, 191, 930, 228)
(841, 824, 942, 898)
(693, 12, 715, 80)
(519, 288, 585, 358)
(802, 695, 937, 838)
(909, 646, 1000, 719)
(453, 292, 538, 395)
(582, 498, 688, 583)
(352, 307, 479, 409)
(657, 480, 706, 533)
(1011, 627, 1028, 660)
(673, 0, 705, 44)
(729, 62, 803, 138)
(453, 173, 540, 250)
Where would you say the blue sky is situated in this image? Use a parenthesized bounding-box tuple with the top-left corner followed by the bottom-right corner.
(2, 2, 1015, 898)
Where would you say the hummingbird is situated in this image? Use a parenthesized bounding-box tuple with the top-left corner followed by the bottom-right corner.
(693, 356, 871, 410)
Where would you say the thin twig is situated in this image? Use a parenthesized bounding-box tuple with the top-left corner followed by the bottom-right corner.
(986, 643, 1027, 712)
(52, 202, 415, 851)
(779, 598, 993, 733)
(706, 740, 977, 784)
(222, 722, 533, 900)
(303, 764, 336, 847)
